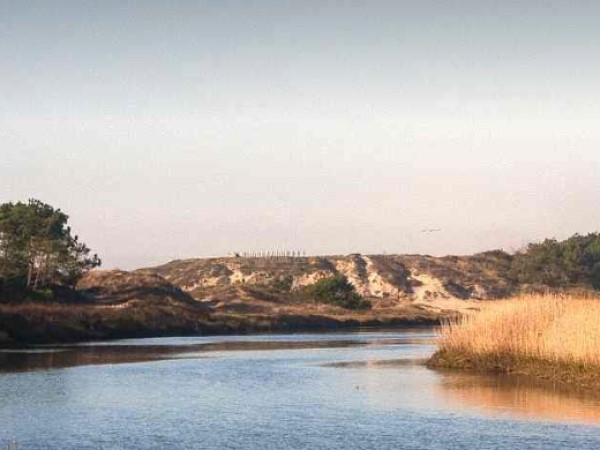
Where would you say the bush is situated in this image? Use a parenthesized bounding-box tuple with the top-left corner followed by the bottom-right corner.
(510, 233, 600, 290)
(591, 263, 600, 290)
(271, 275, 294, 292)
(303, 275, 371, 310)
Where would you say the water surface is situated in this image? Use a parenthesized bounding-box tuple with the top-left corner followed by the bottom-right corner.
(1, 330, 600, 449)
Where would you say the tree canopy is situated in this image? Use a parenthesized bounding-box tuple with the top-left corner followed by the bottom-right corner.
(510, 233, 600, 289)
(0, 199, 101, 297)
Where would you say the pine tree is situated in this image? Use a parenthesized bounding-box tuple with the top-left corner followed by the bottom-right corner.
(0, 199, 101, 297)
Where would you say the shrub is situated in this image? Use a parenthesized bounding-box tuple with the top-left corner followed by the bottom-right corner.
(303, 275, 371, 310)
(509, 233, 600, 289)
(271, 275, 294, 292)
(591, 263, 600, 290)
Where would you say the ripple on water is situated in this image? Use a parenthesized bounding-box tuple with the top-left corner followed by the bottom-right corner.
(1, 331, 600, 450)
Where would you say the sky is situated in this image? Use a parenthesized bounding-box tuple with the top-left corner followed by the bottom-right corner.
(1, 1, 600, 269)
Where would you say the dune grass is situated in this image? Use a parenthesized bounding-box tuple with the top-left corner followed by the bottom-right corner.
(429, 295, 600, 388)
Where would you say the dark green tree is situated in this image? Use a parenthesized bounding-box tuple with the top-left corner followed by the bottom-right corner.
(591, 262, 600, 291)
(510, 233, 600, 290)
(0, 199, 101, 297)
(304, 275, 371, 310)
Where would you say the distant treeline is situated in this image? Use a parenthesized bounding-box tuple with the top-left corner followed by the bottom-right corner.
(500, 233, 600, 290)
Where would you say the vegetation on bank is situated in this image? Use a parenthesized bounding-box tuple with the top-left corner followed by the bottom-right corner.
(302, 275, 372, 310)
(0, 199, 100, 301)
(429, 295, 600, 389)
(509, 233, 600, 289)
(3, 197, 600, 348)
(0, 300, 439, 345)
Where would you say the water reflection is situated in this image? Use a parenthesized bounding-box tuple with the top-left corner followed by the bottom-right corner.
(0, 346, 182, 373)
(2, 331, 600, 449)
(0, 338, 419, 373)
(322, 358, 427, 368)
(321, 354, 600, 425)
(436, 369, 600, 425)
(3, 332, 600, 428)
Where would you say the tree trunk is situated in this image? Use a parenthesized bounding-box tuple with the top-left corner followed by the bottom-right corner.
(26, 263, 33, 289)
(26, 237, 34, 289)
(33, 258, 41, 290)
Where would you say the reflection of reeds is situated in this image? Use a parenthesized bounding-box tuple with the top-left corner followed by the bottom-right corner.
(438, 371, 600, 425)
(431, 295, 600, 387)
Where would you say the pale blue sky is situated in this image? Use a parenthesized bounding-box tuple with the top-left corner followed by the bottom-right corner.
(2, 1, 599, 269)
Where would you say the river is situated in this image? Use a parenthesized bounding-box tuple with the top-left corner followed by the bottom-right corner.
(1, 330, 600, 449)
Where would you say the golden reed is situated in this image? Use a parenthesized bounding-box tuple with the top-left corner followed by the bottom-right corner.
(437, 295, 600, 369)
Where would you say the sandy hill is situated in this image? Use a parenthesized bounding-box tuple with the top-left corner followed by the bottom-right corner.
(137, 252, 515, 315)
(77, 270, 210, 311)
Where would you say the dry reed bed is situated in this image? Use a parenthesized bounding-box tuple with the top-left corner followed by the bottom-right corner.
(430, 295, 600, 386)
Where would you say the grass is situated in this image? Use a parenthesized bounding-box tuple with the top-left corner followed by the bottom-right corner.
(429, 294, 600, 388)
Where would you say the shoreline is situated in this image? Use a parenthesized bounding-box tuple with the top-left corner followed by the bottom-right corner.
(0, 309, 440, 347)
(427, 349, 600, 391)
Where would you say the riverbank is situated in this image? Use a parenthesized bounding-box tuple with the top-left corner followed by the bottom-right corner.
(428, 350, 600, 391)
(0, 301, 441, 346)
(428, 295, 600, 390)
